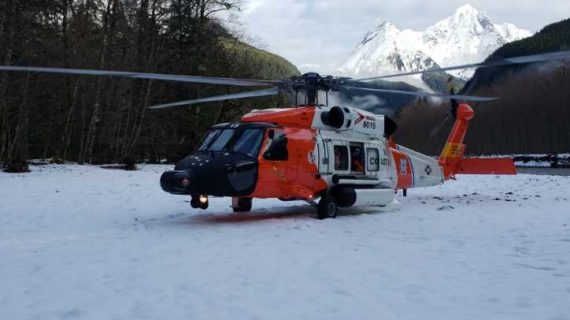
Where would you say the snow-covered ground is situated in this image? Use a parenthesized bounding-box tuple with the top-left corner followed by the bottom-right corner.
(514, 153, 570, 168)
(1, 165, 569, 320)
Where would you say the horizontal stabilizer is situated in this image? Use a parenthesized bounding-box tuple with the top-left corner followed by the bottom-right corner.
(455, 158, 517, 175)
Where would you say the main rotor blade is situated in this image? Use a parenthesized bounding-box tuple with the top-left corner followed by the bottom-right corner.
(355, 50, 570, 81)
(148, 87, 282, 110)
(345, 86, 498, 102)
(429, 114, 451, 139)
(0, 66, 281, 87)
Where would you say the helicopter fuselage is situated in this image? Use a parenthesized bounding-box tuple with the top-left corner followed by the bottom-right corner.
(160, 105, 448, 215)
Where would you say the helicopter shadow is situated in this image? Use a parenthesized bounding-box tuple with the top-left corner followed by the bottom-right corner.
(184, 205, 314, 225)
(163, 202, 398, 226)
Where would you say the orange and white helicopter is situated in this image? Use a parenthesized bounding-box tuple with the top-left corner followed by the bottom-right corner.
(2, 50, 569, 219)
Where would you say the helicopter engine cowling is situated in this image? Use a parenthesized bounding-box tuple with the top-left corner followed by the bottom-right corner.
(313, 106, 386, 139)
(320, 106, 345, 129)
(242, 105, 386, 140)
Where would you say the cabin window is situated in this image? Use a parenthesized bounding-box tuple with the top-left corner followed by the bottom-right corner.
(334, 146, 348, 171)
(367, 148, 380, 171)
(350, 144, 365, 173)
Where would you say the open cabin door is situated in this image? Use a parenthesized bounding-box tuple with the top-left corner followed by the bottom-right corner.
(316, 135, 331, 174)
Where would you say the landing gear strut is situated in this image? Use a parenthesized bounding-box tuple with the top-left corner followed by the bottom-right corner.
(232, 197, 252, 213)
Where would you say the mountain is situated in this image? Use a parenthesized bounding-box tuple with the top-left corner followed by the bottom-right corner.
(464, 18, 570, 93)
(395, 18, 570, 156)
(340, 4, 531, 81)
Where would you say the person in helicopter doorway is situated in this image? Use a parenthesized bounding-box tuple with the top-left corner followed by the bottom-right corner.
(447, 76, 458, 118)
(335, 148, 342, 170)
(351, 147, 364, 173)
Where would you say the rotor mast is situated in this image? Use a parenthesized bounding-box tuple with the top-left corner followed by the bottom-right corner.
(291, 73, 338, 106)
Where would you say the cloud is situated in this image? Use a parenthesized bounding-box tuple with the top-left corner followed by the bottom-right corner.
(350, 95, 386, 110)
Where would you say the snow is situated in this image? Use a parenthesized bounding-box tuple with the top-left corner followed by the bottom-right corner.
(1, 165, 570, 320)
(340, 4, 532, 80)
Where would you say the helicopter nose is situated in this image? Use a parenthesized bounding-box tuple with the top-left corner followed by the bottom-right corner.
(160, 157, 258, 197)
(160, 170, 196, 195)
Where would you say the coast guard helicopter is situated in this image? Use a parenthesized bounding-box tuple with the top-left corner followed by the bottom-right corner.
(2, 50, 569, 219)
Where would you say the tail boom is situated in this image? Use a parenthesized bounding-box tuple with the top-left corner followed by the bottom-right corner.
(452, 158, 517, 175)
(439, 104, 516, 179)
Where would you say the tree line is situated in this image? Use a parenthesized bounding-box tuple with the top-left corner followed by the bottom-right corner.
(0, 0, 298, 171)
(394, 62, 570, 156)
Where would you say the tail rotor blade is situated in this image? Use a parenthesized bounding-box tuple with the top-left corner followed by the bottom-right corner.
(148, 87, 282, 110)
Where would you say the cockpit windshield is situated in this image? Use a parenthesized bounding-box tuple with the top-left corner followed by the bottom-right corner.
(196, 127, 264, 156)
(208, 129, 234, 151)
(197, 129, 233, 152)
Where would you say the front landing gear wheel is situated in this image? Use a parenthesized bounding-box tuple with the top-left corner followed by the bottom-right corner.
(317, 196, 338, 220)
(232, 197, 252, 213)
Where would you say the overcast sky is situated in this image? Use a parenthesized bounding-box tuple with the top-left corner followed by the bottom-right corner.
(223, 0, 570, 74)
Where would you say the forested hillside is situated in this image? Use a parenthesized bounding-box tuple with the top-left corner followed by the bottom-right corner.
(395, 63, 570, 155)
(394, 18, 570, 156)
(465, 18, 570, 92)
(0, 0, 299, 171)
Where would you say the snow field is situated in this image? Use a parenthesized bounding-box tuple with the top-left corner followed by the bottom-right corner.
(1, 165, 569, 320)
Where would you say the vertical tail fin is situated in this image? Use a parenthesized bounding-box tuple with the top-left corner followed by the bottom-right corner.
(439, 104, 474, 179)
(439, 104, 516, 179)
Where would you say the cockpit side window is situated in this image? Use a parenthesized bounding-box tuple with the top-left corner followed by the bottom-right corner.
(233, 129, 264, 157)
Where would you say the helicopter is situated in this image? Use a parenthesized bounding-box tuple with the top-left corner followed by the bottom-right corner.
(1, 50, 569, 219)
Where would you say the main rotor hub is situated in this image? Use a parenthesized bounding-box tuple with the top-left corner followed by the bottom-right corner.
(288, 73, 342, 105)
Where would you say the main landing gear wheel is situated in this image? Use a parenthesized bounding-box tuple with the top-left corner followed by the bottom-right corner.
(233, 197, 252, 213)
(317, 195, 338, 220)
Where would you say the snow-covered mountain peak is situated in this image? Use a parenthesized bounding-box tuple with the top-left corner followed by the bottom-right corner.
(454, 3, 480, 17)
(446, 5, 489, 32)
(340, 4, 532, 80)
(361, 20, 400, 45)
(372, 18, 397, 30)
